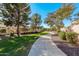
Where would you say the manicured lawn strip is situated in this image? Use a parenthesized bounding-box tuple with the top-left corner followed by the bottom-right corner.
(26, 31, 48, 37)
(0, 31, 48, 56)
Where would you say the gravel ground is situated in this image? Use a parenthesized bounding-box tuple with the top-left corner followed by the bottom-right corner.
(51, 35, 79, 56)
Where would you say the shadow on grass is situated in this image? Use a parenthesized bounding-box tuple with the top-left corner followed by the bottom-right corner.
(0, 35, 38, 56)
(0, 31, 48, 56)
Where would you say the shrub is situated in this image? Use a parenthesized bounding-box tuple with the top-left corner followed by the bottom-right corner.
(51, 26, 56, 31)
(10, 33, 14, 37)
(0, 29, 6, 33)
(66, 32, 77, 44)
(58, 31, 66, 40)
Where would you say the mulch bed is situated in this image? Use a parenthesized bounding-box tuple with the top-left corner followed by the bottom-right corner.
(51, 35, 79, 56)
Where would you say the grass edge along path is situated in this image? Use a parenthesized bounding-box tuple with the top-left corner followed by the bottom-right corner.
(0, 31, 48, 56)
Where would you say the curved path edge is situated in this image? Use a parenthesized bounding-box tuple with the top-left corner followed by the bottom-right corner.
(28, 32, 67, 56)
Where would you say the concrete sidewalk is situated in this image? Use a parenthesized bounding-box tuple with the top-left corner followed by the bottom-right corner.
(28, 32, 66, 56)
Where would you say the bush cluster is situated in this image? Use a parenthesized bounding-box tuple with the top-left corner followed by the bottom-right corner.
(58, 31, 66, 40)
(58, 31, 77, 44)
(10, 33, 14, 37)
(0, 29, 6, 33)
(66, 32, 77, 44)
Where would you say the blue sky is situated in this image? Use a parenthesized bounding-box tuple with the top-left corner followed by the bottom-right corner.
(30, 3, 79, 28)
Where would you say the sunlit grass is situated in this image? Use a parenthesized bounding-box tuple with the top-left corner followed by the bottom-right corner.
(27, 31, 48, 37)
(0, 31, 48, 56)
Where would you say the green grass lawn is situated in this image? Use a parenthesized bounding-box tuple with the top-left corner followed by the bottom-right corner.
(0, 31, 48, 56)
(26, 31, 48, 37)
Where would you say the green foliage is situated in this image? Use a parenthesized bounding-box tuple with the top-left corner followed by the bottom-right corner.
(31, 13, 41, 24)
(1, 3, 31, 36)
(27, 31, 48, 37)
(58, 31, 66, 40)
(55, 4, 75, 20)
(3, 19, 13, 26)
(0, 29, 6, 33)
(45, 4, 75, 31)
(56, 28, 61, 33)
(44, 17, 54, 27)
(10, 33, 14, 37)
(51, 26, 57, 31)
(58, 31, 77, 44)
(31, 13, 42, 32)
(66, 32, 77, 44)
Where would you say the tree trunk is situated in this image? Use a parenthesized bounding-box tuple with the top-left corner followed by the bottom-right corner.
(17, 10, 20, 37)
(17, 22, 20, 37)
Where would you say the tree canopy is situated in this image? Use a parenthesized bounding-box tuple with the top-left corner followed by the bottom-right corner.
(0, 3, 31, 36)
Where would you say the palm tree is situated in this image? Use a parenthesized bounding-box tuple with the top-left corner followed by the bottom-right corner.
(0, 3, 31, 36)
(31, 13, 41, 32)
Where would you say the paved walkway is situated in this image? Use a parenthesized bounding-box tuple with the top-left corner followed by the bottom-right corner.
(28, 32, 66, 56)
